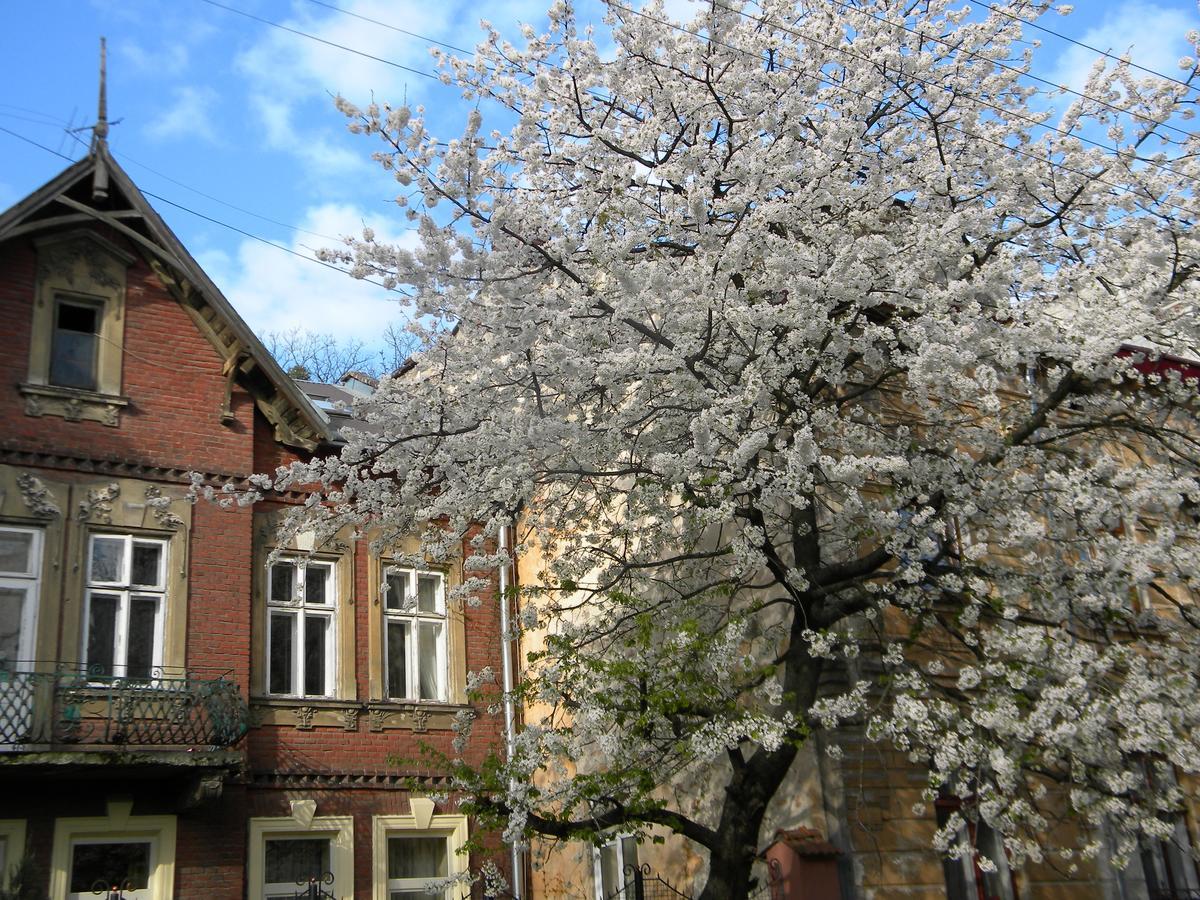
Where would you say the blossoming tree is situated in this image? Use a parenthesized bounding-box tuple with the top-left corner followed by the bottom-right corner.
(267, 1, 1200, 895)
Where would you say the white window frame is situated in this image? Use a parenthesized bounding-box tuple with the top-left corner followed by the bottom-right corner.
(593, 833, 639, 900)
(0, 526, 42, 670)
(49, 809, 175, 900)
(82, 533, 167, 679)
(382, 567, 447, 702)
(371, 812, 468, 900)
(249, 816, 353, 900)
(266, 557, 337, 698)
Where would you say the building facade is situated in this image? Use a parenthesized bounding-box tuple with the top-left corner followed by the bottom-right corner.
(0, 141, 507, 900)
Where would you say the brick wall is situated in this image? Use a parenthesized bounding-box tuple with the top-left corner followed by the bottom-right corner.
(0, 233, 256, 476)
(0, 215, 513, 900)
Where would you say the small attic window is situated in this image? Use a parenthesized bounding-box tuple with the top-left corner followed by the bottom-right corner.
(50, 297, 102, 391)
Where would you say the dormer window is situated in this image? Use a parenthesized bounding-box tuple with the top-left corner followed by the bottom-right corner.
(50, 297, 102, 391)
(20, 230, 133, 426)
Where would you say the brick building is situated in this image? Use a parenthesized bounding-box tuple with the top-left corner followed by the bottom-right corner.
(0, 133, 508, 900)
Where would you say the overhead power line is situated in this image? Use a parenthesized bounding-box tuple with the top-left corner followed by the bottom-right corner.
(196, 0, 442, 81)
(59, 127, 348, 241)
(199, 0, 1199, 197)
(301, 0, 476, 57)
(0, 125, 410, 296)
(718, 0, 1198, 187)
(743, 0, 1197, 143)
(604, 1, 1200, 221)
(981, 1, 1200, 95)
(28, 111, 355, 242)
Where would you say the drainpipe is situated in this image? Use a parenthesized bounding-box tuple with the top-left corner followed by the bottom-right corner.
(498, 525, 525, 898)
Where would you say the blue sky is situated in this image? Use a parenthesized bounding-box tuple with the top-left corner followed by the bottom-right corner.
(2, 0, 1197, 350)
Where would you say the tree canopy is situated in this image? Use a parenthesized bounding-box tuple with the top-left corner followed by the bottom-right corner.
(265, 1, 1200, 896)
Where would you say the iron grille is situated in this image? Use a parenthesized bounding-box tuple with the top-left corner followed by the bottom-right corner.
(603, 864, 693, 900)
(291, 872, 337, 900)
(0, 663, 248, 748)
(601, 862, 779, 900)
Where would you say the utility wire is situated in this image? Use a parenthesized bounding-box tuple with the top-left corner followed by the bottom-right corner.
(0, 125, 74, 162)
(43, 112, 360, 242)
(605, 1, 1200, 220)
(0, 125, 410, 295)
(202, 0, 1199, 196)
(743, 0, 1197, 142)
(718, 0, 1198, 187)
(140, 187, 410, 295)
(55, 126, 349, 241)
(305, 0, 1200, 227)
(301, 0, 477, 56)
(195, 0, 507, 150)
(0, 110, 72, 128)
(981, 1, 1200, 94)
(196, 0, 443, 81)
(116, 151, 347, 241)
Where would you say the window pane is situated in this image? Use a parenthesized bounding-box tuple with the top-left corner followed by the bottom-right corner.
(305, 564, 331, 605)
(386, 572, 408, 610)
(937, 806, 970, 900)
(269, 613, 295, 694)
(69, 841, 151, 892)
(417, 574, 441, 613)
(599, 843, 621, 896)
(127, 595, 159, 679)
(975, 825, 1012, 899)
(0, 531, 33, 574)
(131, 542, 163, 588)
(304, 615, 328, 696)
(388, 837, 448, 879)
(387, 621, 409, 699)
(621, 837, 639, 872)
(90, 537, 124, 583)
(418, 622, 441, 700)
(86, 593, 119, 677)
(0, 587, 26, 667)
(271, 563, 296, 604)
(51, 302, 99, 391)
(1166, 819, 1200, 890)
(265, 838, 330, 884)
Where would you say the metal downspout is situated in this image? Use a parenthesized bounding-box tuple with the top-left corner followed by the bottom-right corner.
(498, 525, 525, 898)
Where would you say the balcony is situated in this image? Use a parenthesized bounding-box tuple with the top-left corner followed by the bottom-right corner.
(0, 663, 248, 750)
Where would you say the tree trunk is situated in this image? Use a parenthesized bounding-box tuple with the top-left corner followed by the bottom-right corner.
(697, 749, 796, 900)
(697, 640, 825, 900)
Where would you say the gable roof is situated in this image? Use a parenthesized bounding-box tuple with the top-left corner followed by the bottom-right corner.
(0, 143, 335, 452)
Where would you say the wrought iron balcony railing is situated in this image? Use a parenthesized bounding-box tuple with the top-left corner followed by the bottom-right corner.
(0, 663, 248, 750)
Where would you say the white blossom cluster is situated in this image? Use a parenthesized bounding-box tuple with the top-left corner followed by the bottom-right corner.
(259, 0, 1200, 892)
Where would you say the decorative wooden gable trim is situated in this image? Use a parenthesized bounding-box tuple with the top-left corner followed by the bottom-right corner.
(0, 147, 332, 453)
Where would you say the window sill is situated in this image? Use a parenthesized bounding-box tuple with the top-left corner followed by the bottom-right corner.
(19, 383, 129, 427)
(250, 697, 469, 733)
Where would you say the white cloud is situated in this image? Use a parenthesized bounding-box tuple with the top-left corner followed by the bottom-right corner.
(233, 0, 463, 182)
(237, 0, 456, 108)
(198, 203, 419, 347)
(248, 95, 371, 179)
(1044, 2, 1195, 94)
(232, 0, 555, 180)
(116, 39, 190, 77)
(659, 0, 700, 25)
(146, 86, 221, 143)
